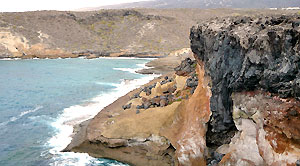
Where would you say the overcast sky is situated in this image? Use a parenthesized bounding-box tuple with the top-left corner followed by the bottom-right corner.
(0, 0, 149, 12)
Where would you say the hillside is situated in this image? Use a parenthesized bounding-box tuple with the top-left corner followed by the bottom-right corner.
(84, 0, 300, 10)
(0, 9, 299, 58)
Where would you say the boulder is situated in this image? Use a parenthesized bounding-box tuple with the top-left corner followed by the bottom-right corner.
(122, 103, 132, 110)
(160, 99, 168, 107)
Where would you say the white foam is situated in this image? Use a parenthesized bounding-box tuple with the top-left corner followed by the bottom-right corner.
(113, 67, 140, 74)
(95, 82, 118, 87)
(0, 106, 43, 126)
(113, 61, 155, 74)
(0, 58, 21, 61)
(96, 57, 157, 60)
(47, 61, 160, 166)
(137, 63, 154, 69)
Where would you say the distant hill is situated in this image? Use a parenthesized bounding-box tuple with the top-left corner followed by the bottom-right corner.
(81, 0, 300, 10)
(0, 9, 299, 59)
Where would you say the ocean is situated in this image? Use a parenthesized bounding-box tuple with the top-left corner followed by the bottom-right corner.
(0, 58, 158, 166)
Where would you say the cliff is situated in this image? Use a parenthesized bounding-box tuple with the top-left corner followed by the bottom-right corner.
(1, 9, 298, 59)
(190, 14, 300, 165)
(65, 14, 300, 166)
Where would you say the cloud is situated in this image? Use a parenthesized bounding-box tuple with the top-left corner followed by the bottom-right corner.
(0, 0, 150, 12)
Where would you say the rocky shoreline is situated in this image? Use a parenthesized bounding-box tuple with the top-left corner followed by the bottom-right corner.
(65, 14, 300, 166)
(63, 57, 199, 165)
(0, 52, 164, 60)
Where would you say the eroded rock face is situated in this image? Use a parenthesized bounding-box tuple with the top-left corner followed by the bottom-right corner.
(218, 92, 300, 166)
(162, 62, 211, 166)
(191, 14, 300, 148)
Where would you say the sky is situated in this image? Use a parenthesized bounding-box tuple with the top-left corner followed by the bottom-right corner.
(0, 0, 149, 12)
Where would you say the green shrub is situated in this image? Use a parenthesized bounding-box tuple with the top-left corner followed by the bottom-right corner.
(192, 63, 197, 68)
(90, 24, 95, 31)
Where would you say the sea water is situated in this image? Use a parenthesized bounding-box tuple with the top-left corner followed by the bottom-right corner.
(0, 58, 158, 166)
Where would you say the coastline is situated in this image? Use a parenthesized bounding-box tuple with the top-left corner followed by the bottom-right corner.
(0, 52, 165, 60)
(63, 54, 197, 165)
(63, 73, 175, 165)
(59, 48, 194, 165)
(45, 58, 161, 165)
(0, 48, 191, 165)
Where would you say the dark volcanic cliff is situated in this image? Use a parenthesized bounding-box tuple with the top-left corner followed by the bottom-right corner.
(191, 14, 300, 165)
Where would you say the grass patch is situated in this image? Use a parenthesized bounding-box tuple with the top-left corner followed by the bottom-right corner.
(176, 98, 182, 102)
(192, 63, 197, 68)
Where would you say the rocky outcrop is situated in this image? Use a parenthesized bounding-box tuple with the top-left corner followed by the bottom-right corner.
(64, 73, 193, 166)
(190, 14, 300, 165)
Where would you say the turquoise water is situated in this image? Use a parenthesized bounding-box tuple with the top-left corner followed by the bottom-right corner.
(0, 58, 156, 166)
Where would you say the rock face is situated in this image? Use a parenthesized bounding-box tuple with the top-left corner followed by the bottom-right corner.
(190, 14, 300, 165)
